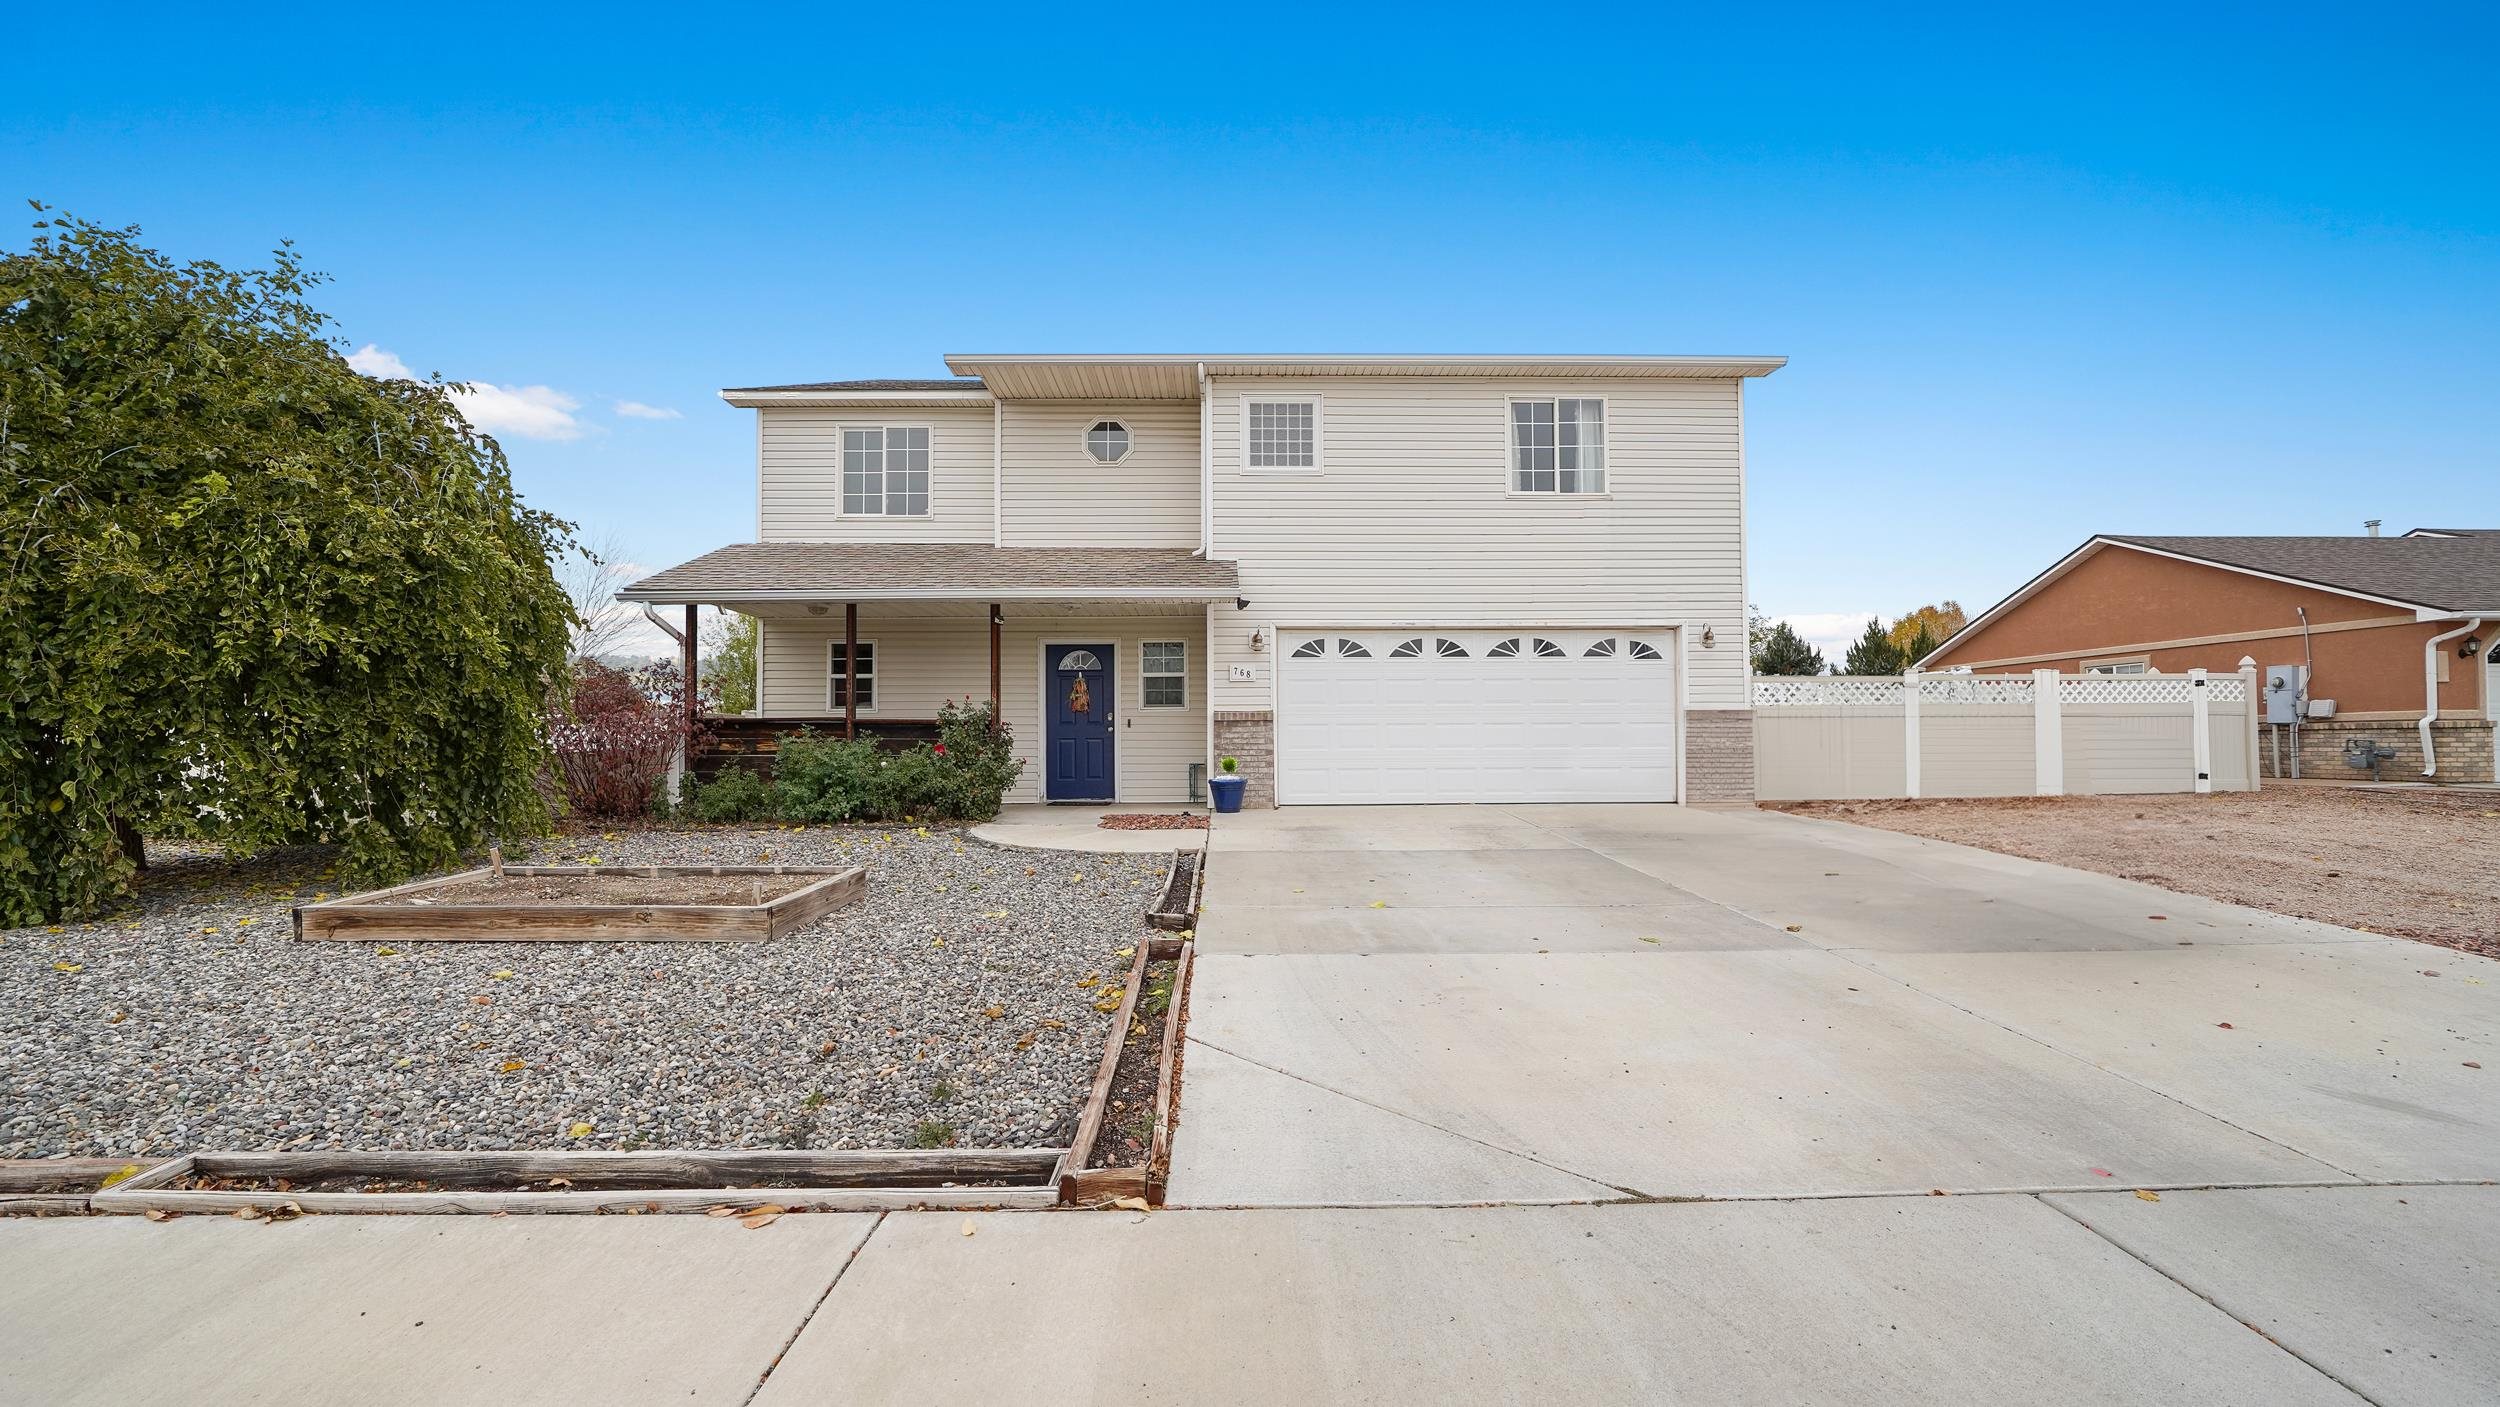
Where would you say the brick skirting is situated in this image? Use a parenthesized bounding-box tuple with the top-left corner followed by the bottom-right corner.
(1684, 708, 1757, 803)
(1212, 710, 1277, 809)
(2264, 716, 2496, 785)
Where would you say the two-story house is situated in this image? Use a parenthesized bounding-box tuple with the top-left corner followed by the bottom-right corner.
(620, 353, 1783, 807)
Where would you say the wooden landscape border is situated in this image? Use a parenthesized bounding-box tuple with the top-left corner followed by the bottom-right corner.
(0, 1157, 148, 1216)
(1147, 848, 1205, 931)
(1146, 940, 1194, 1205)
(1057, 942, 1153, 1204)
(292, 864, 864, 943)
(89, 1148, 1061, 1216)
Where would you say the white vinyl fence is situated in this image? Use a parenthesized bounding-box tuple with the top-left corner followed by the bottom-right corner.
(1754, 667, 2258, 801)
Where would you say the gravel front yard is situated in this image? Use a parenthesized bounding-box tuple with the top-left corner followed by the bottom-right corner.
(1775, 786, 2500, 958)
(1, 826, 1168, 1159)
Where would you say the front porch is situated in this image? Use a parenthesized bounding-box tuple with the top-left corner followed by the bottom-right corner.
(619, 543, 1239, 807)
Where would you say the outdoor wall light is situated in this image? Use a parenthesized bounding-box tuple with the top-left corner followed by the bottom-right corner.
(2463, 635, 2482, 659)
(1249, 627, 1269, 653)
(805, 604, 829, 616)
(1700, 626, 1716, 648)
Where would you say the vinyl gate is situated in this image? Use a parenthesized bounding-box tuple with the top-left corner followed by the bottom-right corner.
(1753, 667, 2259, 801)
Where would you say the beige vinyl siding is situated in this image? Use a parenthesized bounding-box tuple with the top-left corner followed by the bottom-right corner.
(758, 405, 995, 542)
(759, 611, 1207, 804)
(1205, 377, 1750, 713)
(998, 402, 1200, 547)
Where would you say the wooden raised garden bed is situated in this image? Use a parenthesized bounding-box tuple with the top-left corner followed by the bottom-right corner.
(1057, 937, 1195, 1206)
(293, 864, 864, 943)
(1, 1158, 152, 1216)
(90, 1148, 1061, 1216)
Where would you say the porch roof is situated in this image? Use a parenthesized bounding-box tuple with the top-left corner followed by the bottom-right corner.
(617, 542, 1241, 605)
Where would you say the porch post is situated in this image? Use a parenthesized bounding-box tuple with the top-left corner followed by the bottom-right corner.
(988, 603, 1002, 736)
(844, 603, 858, 740)
(681, 604, 698, 731)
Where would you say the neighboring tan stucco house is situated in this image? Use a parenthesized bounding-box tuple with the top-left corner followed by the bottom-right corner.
(620, 353, 1782, 807)
(1921, 529, 2500, 783)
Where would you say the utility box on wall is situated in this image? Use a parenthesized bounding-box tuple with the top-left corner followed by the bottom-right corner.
(2263, 664, 2307, 725)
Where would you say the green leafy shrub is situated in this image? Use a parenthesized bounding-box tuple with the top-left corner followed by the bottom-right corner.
(772, 698, 1024, 823)
(689, 765, 775, 822)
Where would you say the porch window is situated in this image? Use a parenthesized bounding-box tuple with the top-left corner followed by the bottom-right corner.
(828, 640, 877, 710)
(1141, 641, 1187, 707)
(1510, 399, 1606, 494)
(1243, 396, 1321, 472)
(842, 426, 931, 516)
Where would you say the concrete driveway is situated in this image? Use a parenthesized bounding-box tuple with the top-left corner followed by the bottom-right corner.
(7, 804, 2493, 1406)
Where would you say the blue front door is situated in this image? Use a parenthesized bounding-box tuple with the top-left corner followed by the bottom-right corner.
(1046, 645, 1116, 801)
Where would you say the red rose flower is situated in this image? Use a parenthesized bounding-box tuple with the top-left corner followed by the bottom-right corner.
(933, 743, 947, 756)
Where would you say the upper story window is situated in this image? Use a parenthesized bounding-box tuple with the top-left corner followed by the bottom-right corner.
(1511, 398, 1606, 494)
(1243, 396, 1321, 473)
(1084, 420, 1132, 464)
(842, 426, 931, 516)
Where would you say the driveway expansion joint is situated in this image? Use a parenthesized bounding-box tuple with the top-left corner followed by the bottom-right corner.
(740, 1209, 886, 1407)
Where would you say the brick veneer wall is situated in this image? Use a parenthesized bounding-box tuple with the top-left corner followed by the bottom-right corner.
(1685, 708, 1757, 803)
(2266, 716, 2496, 785)
(1212, 710, 1277, 809)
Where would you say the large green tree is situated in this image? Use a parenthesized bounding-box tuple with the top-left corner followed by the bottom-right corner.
(1841, 617, 1905, 676)
(0, 210, 577, 922)
(1751, 621, 1826, 676)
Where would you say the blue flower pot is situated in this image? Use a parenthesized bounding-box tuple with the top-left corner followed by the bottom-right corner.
(1209, 774, 1247, 813)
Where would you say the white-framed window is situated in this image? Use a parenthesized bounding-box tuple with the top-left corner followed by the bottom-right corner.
(1241, 395, 1322, 473)
(2083, 656, 2151, 675)
(827, 640, 878, 710)
(1510, 398, 1606, 494)
(841, 426, 931, 516)
(1083, 420, 1132, 464)
(1141, 641, 1187, 707)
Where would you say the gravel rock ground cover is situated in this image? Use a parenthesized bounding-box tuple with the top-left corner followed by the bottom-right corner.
(1775, 786, 2500, 958)
(0, 826, 1166, 1159)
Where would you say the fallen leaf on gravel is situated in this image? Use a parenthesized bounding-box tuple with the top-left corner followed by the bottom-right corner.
(489, 970, 514, 981)
(501, 1060, 526, 1073)
(982, 1005, 1005, 1020)
(53, 962, 82, 973)
(982, 910, 1010, 919)
(1115, 947, 1135, 958)
(932, 938, 945, 948)
(569, 1122, 594, 1138)
(1109, 1197, 1150, 1212)
(2134, 1189, 2161, 1202)
(1076, 974, 1099, 988)
(1040, 1018, 1064, 1030)
(1015, 1032, 1038, 1050)
(739, 1205, 785, 1229)
(472, 995, 493, 1006)
(97, 1163, 143, 1189)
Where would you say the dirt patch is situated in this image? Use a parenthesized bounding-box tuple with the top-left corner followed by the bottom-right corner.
(372, 873, 830, 908)
(1099, 813, 1209, 831)
(1086, 958, 1177, 1170)
(1774, 787, 2500, 959)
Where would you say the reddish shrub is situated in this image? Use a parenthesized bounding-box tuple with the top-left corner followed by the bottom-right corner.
(548, 661, 693, 819)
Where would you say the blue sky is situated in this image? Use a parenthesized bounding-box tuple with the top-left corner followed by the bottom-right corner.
(11, 3, 2494, 659)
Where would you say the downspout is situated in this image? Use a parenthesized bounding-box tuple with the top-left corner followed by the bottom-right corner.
(1197, 362, 1213, 558)
(991, 399, 1004, 548)
(2420, 617, 2485, 776)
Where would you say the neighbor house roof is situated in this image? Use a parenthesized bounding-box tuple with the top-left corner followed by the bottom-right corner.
(721, 378, 988, 393)
(618, 544, 1241, 604)
(1925, 530, 2500, 667)
(721, 354, 1788, 405)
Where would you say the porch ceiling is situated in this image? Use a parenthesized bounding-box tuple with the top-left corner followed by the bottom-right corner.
(617, 542, 1240, 606)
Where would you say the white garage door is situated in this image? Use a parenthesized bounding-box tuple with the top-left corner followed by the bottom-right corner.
(1276, 629, 1679, 804)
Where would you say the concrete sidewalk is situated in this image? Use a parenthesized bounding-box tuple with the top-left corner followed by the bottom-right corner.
(6, 1186, 2491, 1404)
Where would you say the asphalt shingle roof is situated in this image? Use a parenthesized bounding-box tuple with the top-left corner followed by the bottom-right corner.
(2105, 532, 2500, 612)
(619, 543, 1239, 602)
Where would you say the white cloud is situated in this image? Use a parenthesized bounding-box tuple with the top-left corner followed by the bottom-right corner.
(347, 344, 586, 441)
(613, 400, 683, 421)
(1777, 611, 1880, 667)
(453, 382, 586, 441)
(346, 343, 411, 378)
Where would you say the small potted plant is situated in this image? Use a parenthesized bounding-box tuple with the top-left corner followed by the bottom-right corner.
(1208, 755, 1247, 813)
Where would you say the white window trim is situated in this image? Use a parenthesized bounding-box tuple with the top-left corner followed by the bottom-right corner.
(2081, 655, 2153, 676)
(837, 423, 934, 519)
(1505, 395, 1609, 497)
(1238, 393, 1324, 475)
(1140, 640, 1188, 708)
(826, 638, 881, 713)
(1079, 418, 1134, 465)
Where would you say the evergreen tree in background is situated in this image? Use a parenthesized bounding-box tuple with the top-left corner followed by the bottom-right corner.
(1842, 617, 1906, 676)
(1902, 624, 1941, 667)
(1751, 621, 1826, 676)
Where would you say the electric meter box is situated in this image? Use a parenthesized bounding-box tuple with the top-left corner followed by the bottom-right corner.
(2263, 664, 2308, 725)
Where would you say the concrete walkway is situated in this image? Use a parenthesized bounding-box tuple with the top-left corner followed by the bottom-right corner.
(5, 804, 2493, 1404)
(968, 802, 1207, 854)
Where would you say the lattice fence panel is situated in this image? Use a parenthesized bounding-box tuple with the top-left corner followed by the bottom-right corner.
(1916, 675, 2035, 706)
(2058, 676, 2197, 705)
(1754, 677, 1906, 708)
